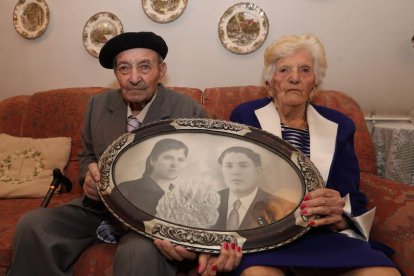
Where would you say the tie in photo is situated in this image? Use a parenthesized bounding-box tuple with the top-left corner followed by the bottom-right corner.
(227, 199, 241, 229)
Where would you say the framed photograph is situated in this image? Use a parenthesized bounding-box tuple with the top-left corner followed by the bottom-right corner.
(141, 0, 188, 23)
(82, 12, 123, 58)
(218, 2, 269, 55)
(13, 0, 50, 39)
(97, 119, 324, 253)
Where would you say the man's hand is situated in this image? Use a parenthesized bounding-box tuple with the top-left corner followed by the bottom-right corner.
(153, 239, 197, 261)
(83, 162, 101, 201)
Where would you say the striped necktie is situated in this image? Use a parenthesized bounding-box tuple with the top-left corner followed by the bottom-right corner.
(127, 115, 141, 132)
(227, 199, 241, 229)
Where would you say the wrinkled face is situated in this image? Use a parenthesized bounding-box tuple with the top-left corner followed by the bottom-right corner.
(150, 149, 187, 180)
(221, 152, 261, 197)
(114, 48, 166, 107)
(267, 49, 316, 109)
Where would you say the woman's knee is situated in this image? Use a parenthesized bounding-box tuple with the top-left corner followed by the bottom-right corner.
(344, 266, 401, 276)
(241, 266, 285, 276)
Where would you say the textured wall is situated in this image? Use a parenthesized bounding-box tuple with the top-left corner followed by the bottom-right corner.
(1, 0, 414, 116)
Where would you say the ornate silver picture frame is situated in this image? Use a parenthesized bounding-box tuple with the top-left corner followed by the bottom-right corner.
(97, 119, 324, 253)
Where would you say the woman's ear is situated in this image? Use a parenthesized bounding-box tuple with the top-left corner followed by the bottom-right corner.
(309, 84, 318, 100)
(265, 81, 273, 99)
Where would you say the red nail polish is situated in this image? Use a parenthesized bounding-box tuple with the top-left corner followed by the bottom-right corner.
(300, 209, 307, 215)
(237, 246, 242, 252)
(300, 202, 306, 209)
(223, 242, 229, 250)
(231, 242, 236, 249)
(304, 195, 310, 201)
(309, 220, 315, 226)
(211, 265, 217, 271)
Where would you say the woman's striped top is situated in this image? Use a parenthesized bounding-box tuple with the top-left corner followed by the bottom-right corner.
(281, 124, 310, 157)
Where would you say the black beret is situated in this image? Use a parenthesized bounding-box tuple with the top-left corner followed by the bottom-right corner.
(99, 32, 168, 69)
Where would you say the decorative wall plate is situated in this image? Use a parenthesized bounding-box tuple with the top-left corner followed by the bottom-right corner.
(97, 118, 325, 253)
(219, 2, 269, 55)
(13, 0, 50, 39)
(82, 12, 123, 58)
(141, 0, 188, 23)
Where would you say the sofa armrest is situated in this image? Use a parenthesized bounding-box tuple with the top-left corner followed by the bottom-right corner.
(360, 172, 414, 275)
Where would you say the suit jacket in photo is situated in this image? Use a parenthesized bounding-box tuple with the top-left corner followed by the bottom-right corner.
(116, 176, 164, 215)
(212, 188, 296, 230)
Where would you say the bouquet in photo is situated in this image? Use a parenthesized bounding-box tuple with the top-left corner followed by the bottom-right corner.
(156, 177, 220, 229)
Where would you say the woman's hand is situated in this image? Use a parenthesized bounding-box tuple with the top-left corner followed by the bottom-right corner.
(83, 162, 100, 201)
(197, 242, 243, 276)
(153, 239, 197, 261)
(300, 188, 348, 230)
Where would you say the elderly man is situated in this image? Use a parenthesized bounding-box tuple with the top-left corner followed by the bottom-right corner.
(7, 32, 213, 276)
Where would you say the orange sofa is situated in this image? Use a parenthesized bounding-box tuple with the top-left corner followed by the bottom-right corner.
(0, 86, 413, 275)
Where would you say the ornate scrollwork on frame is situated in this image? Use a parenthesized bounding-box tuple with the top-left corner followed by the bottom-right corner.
(296, 153, 325, 192)
(98, 119, 323, 253)
(98, 133, 130, 192)
(152, 223, 238, 246)
(173, 118, 246, 132)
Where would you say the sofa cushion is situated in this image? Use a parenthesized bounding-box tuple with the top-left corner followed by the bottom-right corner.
(203, 86, 268, 120)
(0, 134, 71, 198)
(18, 87, 108, 191)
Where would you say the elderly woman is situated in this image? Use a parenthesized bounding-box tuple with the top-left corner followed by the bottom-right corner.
(227, 34, 400, 275)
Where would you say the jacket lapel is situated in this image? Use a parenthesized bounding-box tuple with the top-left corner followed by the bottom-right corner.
(254, 102, 337, 181)
(104, 91, 128, 146)
(143, 84, 171, 124)
(306, 105, 337, 182)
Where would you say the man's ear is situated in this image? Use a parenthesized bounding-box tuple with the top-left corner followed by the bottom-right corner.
(159, 62, 167, 79)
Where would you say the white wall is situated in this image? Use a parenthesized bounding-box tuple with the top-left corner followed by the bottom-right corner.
(1, 0, 414, 116)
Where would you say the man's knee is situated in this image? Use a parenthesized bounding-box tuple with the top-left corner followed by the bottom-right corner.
(15, 208, 53, 235)
(116, 232, 159, 258)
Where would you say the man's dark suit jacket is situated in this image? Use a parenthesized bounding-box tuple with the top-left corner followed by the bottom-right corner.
(212, 188, 296, 230)
(78, 84, 206, 184)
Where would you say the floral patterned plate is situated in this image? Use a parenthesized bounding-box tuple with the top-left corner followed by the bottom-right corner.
(219, 2, 269, 55)
(97, 118, 324, 253)
(13, 0, 50, 39)
(141, 0, 188, 23)
(82, 12, 123, 58)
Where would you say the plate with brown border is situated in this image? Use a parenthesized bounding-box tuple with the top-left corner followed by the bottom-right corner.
(218, 2, 269, 55)
(141, 0, 188, 23)
(13, 0, 50, 39)
(97, 118, 325, 253)
(82, 12, 123, 58)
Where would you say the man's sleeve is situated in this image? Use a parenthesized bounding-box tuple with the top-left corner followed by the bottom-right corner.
(77, 97, 98, 186)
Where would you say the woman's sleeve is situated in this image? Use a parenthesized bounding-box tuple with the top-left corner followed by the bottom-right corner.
(327, 120, 368, 217)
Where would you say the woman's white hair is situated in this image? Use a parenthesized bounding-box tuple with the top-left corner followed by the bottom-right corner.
(262, 34, 328, 87)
